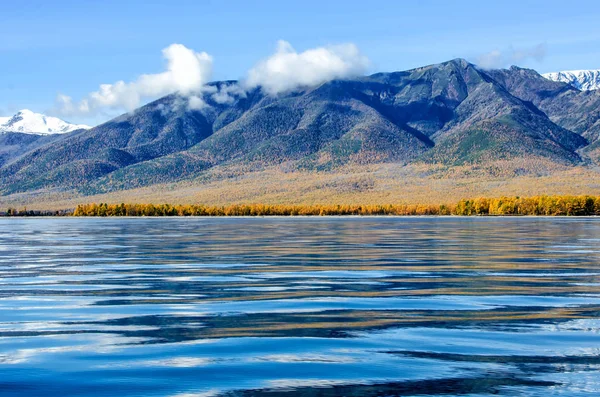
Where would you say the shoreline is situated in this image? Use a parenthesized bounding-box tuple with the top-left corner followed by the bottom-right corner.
(2, 215, 600, 219)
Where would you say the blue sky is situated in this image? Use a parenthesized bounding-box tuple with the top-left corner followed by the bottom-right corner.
(1, 0, 599, 125)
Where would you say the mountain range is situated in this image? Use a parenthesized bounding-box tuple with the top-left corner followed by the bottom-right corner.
(1, 59, 600, 203)
(543, 69, 600, 91)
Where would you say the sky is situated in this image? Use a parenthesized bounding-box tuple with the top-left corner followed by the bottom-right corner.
(1, 0, 599, 126)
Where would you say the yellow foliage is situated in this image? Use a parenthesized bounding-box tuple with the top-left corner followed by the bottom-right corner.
(70, 195, 600, 217)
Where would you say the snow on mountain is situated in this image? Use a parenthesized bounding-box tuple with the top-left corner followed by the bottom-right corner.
(0, 109, 91, 135)
(542, 69, 600, 91)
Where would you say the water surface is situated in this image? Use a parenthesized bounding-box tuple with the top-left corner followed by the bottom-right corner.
(0, 217, 599, 396)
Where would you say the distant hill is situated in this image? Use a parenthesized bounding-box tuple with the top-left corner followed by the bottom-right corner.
(543, 69, 600, 91)
(1, 59, 600, 198)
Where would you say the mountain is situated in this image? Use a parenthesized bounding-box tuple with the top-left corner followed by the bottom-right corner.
(0, 109, 90, 135)
(487, 66, 600, 150)
(1, 59, 599, 198)
(543, 70, 600, 91)
(0, 97, 219, 193)
(0, 132, 71, 168)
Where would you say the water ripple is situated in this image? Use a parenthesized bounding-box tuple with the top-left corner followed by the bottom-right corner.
(0, 217, 599, 396)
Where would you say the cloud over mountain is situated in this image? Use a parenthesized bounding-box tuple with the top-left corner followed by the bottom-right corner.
(57, 44, 213, 116)
(245, 40, 370, 94)
(476, 43, 546, 69)
(55, 40, 370, 117)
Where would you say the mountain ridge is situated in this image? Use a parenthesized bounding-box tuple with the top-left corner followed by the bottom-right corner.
(1, 59, 600, 199)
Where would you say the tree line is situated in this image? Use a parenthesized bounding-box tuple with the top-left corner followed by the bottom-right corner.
(66, 195, 600, 216)
(1, 208, 71, 217)
(4, 195, 600, 217)
(71, 203, 447, 217)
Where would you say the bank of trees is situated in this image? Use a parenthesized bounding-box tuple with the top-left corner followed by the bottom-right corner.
(72, 203, 447, 217)
(2, 208, 69, 217)
(68, 195, 600, 217)
(453, 195, 600, 216)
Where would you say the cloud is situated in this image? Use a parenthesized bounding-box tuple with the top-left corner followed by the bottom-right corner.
(56, 44, 213, 116)
(476, 43, 547, 69)
(187, 95, 209, 110)
(156, 83, 247, 113)
(211, 83, 247, 104)
(55, 94, 89, 114)
(245, 40, 370, 95)
(54, 40, 369, 119)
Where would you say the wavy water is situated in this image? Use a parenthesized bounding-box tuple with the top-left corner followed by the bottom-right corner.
(0, 217, 599, 396)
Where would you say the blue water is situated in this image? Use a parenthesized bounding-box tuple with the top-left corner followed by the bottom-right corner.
(0, 217, 599, 396)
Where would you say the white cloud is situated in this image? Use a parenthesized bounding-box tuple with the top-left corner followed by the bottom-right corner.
(211, 83, 247, 104)
(187, 95, 209, 110)
(477, 43, 547, 69)
(245, 40, 370, 95)
(54, 40, 369, 119)
(56, 44, 213, 116)
(55, 94, 89, 114)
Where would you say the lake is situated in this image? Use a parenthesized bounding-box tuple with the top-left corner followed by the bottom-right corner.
(0, 217, 599, 396)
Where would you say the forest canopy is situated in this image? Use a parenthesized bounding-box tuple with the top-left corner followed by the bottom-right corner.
(63, 195, 600, 216)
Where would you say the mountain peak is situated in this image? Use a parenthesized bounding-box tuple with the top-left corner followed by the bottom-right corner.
(0, 110, 91, 135)
(449, 58, 472, 66)
(542, 69, 600, 91)
(419, 58, 474, 71)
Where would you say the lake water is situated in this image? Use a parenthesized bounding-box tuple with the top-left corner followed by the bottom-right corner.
(0, 217, 599, 396)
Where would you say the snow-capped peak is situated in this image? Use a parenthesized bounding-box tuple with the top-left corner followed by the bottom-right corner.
(0, 109, 91, 135)
(542, 69, 600, 91)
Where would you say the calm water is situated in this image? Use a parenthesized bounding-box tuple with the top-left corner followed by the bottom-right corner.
(0, 217, 599, 396)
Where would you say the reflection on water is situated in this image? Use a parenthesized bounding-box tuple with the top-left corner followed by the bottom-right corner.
(0, 217, 599, 396)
